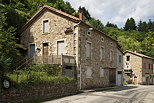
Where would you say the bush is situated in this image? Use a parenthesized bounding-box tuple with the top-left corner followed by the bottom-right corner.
(123, 80, 128, 85)
(24, 64, 61, 76)
(6, 63, 75, 88)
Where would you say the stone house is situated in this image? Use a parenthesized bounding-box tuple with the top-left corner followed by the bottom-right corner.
(20, 5, 119, 89)
(123, 51, 154, 84)
(116, 48, 124, 86)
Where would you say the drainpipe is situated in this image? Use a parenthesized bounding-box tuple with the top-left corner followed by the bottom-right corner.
(73, 21, 82, 89)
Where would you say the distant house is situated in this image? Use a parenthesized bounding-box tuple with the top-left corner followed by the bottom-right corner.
(123, 51, 154, 84)
(20, 5, 119, 89)
(116, 48, 124, 86)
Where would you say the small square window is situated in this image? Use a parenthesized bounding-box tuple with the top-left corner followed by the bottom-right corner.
(87, 31, 91, 36)
(101, 37, 104, 42)
(110, 42, 113, 45)
(126, 56, 130, 61)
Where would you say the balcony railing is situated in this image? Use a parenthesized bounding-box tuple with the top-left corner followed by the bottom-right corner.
(33, 55, 76, 66)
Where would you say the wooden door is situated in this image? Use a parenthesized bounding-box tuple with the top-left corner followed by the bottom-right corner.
(57, 41, 65, 55)
(43, 43, 48, 63)
(109, 69, 116, 85)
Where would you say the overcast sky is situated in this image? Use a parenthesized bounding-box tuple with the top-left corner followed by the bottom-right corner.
(64, 0, 154, 28)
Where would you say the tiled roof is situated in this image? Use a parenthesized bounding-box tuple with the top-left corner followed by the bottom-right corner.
(20, 5, 117, 42)
(20, 5, 80, 32)
(124, 50, 154, 60)
(42, 5, 80, 20)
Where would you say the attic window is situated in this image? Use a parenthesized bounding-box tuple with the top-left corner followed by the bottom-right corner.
(101, 37, 104, 42)
(110, 42, 113, 45)
(87, 30, 91, 36)
(43, 20, 49, 33)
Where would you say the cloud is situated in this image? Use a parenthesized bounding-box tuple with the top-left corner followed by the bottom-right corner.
(64, 0, 154, 28)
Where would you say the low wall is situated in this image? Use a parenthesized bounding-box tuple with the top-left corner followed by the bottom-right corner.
(0, 81, 78, 103)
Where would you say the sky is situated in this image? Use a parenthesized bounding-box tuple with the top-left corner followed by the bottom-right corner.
(64, 0, 154, 28)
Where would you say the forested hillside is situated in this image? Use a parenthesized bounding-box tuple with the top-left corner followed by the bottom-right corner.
(0, 0, 153, 74)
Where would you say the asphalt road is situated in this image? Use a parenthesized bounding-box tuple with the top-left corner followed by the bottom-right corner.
(44, 85, 154, 103)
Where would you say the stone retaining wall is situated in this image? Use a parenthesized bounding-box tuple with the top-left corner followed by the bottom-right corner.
(0, 81, 78, 103)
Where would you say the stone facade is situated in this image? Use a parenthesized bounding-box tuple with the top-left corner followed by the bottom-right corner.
(77, 24, 117, 89)
(21, 10, 78, 57)
(20, 5, 118, 89)
(123, 51, 154, 84)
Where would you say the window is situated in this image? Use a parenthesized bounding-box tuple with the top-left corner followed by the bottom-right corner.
(144, 63, 146, 69)
(151, 64, 153, 70)
(149, 64, 151, 69)
(119, 55, 122, 63)
(43, 20, 49, 33)
(87, 30, 91, 36)
(100, 47, 104, 60)
(110, 50, 113, 61)
(126, 63, 130, 69)
(86, 67, 92, 78)
(110, 42, 113, 45)
(86, 42, 91, 58)
(126, 56, 130, 61)
(100, 67, 104, 77)
(101, 37, 104, 42)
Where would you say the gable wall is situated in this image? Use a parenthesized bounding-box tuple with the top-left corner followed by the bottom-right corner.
(124, 52, 142, 83)
(21, 10, 78, 57)
(78, 24, 117, 89)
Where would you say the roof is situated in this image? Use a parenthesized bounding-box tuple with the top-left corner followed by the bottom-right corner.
(124, 50, 154, 60)
(20, 5, 80, 32)
(20, 5, 117, 42)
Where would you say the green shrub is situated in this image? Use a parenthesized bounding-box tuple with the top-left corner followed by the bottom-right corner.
(24, 64, 61, 76)
(123, 80, 128, 85)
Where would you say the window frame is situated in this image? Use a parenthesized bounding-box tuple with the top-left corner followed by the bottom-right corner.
(86, 41, 92, 58)
(100, 67, 104, 77)
(43, 19, 49, 33)
(126, 56, 130, 61)
(87, 30, 91, 36)
(100, 46, 104, 61)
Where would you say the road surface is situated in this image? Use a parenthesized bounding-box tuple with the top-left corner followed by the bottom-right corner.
(44, 85, 154, 103)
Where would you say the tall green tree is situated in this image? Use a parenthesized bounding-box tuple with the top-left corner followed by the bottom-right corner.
(88, 17, 104, 31)
(124, 17, 136, 31)
(78, 6, 91, 20)
(106, 22, 117, 28)
(0, 9, 20, 76)
(142, 32, 154, 57)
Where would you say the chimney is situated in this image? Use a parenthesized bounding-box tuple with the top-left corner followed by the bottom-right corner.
(79, 12, 84, 20)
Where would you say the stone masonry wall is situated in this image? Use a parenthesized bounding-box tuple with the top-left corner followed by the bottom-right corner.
(124, 53, 142, 83)
(78, 24, 117, 89)
(142, 58, 153, 75)
(0, 81, 78, 103)
(21, 10, 78, 57)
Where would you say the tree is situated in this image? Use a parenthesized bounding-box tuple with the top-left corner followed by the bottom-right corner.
(106, 22, 117, 28)
(124, 17, 136, 31)
(89, 17, 104, 31)
(0, 9, 20, 76)
(142, 32, 154, 57)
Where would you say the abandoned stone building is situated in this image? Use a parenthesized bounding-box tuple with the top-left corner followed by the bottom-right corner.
(123, 51, 154, 84)
(20, 5, 120, 89)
